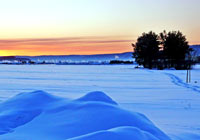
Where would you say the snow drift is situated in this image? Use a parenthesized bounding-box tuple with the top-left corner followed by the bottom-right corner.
(0, 91, 171, 140)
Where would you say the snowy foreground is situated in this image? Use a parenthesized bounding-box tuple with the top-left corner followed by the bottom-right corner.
(0, 90, 170, 140)
(0, 65, 200, 140)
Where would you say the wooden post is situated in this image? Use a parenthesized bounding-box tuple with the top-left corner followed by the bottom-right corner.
(189, 69, 191, 83)
(186, 69, 188, 83)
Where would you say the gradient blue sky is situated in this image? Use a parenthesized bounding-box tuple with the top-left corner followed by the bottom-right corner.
(0, 0, 199, 55)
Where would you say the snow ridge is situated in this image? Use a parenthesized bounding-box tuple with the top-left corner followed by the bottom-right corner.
(76, 91, 118, 105)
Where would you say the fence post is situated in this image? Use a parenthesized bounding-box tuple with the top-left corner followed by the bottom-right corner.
(189, 69, 191, 83)
(186, 69, 188, 83)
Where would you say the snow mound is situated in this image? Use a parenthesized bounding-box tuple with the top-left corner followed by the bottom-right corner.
(76, 91, 117, 105)
(0, 90, 61, 110)
(0, 90, 62, 135)
(0, 91, 171, 140)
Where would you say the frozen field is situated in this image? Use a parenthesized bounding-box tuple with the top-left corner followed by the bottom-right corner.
(0, 64, 200, 139)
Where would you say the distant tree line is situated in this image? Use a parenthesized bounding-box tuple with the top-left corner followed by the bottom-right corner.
(132, 31, 194, 70)
(109, 60, 133, 64)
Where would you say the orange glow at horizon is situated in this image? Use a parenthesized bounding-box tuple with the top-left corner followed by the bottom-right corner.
(0, 37, 134, 56)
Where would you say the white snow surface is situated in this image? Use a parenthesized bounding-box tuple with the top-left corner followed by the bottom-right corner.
(0, 64, 200, 140)
(0, 90, 170, 140)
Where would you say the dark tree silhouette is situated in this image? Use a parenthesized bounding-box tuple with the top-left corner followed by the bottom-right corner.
(132, 31, 160, 69)
(160, 31, 193, 69)
(133, 30, 194, 70)
(160, 31, 191, 63)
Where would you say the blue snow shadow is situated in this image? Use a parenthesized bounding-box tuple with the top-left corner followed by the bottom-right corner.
(0, 90, 171, 140)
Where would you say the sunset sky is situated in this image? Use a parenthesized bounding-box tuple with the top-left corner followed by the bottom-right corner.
(0, 0, 199, 56)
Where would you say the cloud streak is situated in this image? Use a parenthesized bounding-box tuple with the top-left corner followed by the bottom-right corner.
(0, 37, 132, 47)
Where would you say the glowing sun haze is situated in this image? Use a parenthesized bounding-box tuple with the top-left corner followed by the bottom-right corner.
(0, 0, 199, 56)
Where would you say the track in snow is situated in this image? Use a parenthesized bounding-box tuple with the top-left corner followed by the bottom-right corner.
(165, 73, 200, 93)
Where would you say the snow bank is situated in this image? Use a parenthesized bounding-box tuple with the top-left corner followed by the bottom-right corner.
(0, 91, 171, 140)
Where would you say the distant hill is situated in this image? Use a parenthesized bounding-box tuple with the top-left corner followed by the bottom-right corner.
(16, 52, 133, 62)
(190, 45, 200, 56)
(0, 56, 30, 61)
